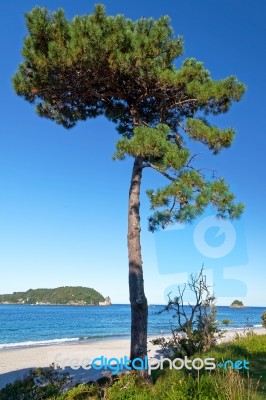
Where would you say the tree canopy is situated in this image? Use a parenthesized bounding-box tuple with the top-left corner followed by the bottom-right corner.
(13, 4, 245, 231)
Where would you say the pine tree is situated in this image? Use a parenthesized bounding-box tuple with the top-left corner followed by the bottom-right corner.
(13, 4, 245, 369)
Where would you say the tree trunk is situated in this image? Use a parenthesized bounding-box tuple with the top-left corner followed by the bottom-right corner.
(128, 157, 148, 364)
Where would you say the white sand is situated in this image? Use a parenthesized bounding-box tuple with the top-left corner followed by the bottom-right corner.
(0, 328, 265, 389)
(0, 336, 162, 389)
(218, 327, 265, 343)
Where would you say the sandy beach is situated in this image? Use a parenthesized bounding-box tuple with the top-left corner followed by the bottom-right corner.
(0, 328, 265, 389)
(0, 336, 162, 389)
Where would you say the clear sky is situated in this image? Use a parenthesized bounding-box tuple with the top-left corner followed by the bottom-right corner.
(0, 0, 265, 306)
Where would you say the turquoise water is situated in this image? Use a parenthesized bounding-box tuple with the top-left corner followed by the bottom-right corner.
(0, 304, 264, 349)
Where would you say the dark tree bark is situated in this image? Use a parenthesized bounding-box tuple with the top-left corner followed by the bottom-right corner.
(128, 156, 148, 363)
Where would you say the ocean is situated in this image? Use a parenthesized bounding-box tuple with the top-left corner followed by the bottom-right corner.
(0, 304, 264, 350)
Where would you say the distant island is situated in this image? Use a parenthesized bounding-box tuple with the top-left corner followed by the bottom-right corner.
(230, 300, 245, 308)
(0, 286, 111, 306)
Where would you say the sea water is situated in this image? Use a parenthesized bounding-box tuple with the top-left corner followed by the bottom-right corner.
(0, 304, 264, 350)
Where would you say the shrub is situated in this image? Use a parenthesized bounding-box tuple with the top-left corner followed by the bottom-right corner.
(262, 311, 266, 329)
(54, 383, 99, 400)
(221, 319, 231, 326)
(152, 267, 223, 358)
(0, 365, 70, 400)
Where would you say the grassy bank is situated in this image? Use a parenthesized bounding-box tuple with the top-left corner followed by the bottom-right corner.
(0, 333, 265, 400)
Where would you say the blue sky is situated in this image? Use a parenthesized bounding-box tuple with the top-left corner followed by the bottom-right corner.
(0, 0, 265, 306)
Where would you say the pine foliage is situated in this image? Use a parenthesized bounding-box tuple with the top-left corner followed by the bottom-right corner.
(13, 4, 246, 230)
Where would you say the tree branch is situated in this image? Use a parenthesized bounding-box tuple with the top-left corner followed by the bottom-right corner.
(145, 162, 175, 181)
(169, 98, 198, 109)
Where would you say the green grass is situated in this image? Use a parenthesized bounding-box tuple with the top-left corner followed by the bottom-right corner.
(205, 333, 266, 395)
(1, 333, 265, 399)
(52, 332, 266, 399)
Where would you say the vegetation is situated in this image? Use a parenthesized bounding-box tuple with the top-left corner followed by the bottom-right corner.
(207, 333, 266, 397)
(152, 268, 223, 357)
(262, 311, 266, 328)
(0, 366, 70, 400)
(230, 300, 245, 308)
(1, 334, 265, 399)
(13, 3, 245, 364)
(0, 286, 105, 305)
(221, 319, 231, 326)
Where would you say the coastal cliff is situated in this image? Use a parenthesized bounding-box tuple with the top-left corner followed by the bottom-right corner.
(99, 296, 112, 306)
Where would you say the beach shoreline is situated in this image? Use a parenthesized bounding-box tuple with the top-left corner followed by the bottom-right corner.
(0, 327, 265, 389)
